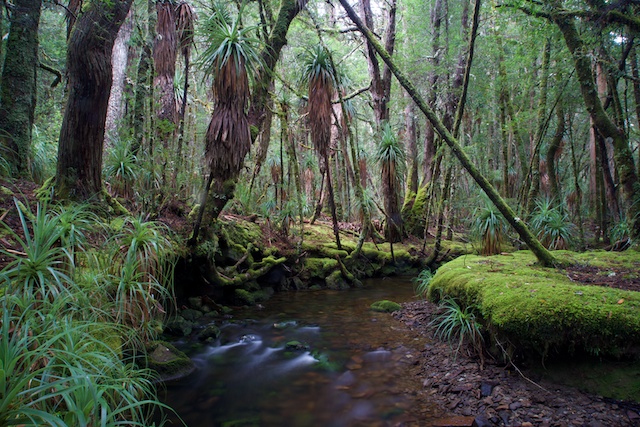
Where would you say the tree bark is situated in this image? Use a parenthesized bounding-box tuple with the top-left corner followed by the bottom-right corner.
(105, 9, 133, 147)
(55, 0, 133, 201)
(404, 94, 419, 194)
(0, 0, 42, 177)
(631, 45, 640, 177)
(360, 0, 396, 126)
(339, 0, 557, 267)
(546, 91, 565, 202)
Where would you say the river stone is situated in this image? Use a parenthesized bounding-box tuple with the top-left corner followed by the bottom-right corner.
(181, 308, 203, 321)
(164, 316, 195, 336)
(480, 382, 493, 397)
(370, 300, 402, 313)
(197, 324, 221, 342)
(285, 340, 309, 350)
(147, 341, 195, 381)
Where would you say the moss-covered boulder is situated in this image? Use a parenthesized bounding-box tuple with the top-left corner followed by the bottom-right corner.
(370, 300, 402, 313)
(197, 324, 221, 342)
(147, 341, 195, 381)
(164, 315, 195, 337)
(428, 250, 640, 359)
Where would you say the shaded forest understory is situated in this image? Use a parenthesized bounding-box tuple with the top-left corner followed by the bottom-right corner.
(2, 0, 640, 424)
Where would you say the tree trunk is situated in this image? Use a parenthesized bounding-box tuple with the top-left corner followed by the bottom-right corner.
(631, 45, 640, 177)
(105, 9, 133, 146)
(360, 0, 396, 126)
(422, 0, 443, 185)
(546, 93, 564, 202)
(0, 0, 42, 177)
(526, 39, 551, 215)
(339, 0, 557, 267)
(552, 13, 640, 239)
(405, 94, 419, 194)
(55, 0, 134, 201)
(132, 0, 155, 155)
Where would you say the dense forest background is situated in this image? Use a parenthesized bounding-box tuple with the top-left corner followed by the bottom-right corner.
(1, 0, 639, 252)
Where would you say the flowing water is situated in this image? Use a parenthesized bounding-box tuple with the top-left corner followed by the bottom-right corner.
(159, 277, 436, 427)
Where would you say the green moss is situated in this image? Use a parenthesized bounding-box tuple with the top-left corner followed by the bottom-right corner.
(429, 251, 640, 359)
(370, 300, 402, 313)
(147, 341, 195, 380)
(326, 270, 348, 290)
(234, 289, 255, 305)
(302, 257, 339, 279)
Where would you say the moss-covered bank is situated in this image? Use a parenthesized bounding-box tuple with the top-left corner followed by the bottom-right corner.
(428, 250, 640, 359)
(178, 217, 472, 307)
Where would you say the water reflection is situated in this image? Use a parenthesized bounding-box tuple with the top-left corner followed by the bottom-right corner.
(159, 277, 434, 426)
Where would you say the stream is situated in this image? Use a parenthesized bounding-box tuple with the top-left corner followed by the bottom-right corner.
(159, 277, 437, 427)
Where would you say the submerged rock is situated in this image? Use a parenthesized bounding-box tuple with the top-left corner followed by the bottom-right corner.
(370, 300, 402, 313)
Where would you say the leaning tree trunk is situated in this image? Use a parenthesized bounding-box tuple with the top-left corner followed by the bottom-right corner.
(56, 0, 134, 201)
(0, 0, 42, 177)
(339, 0, 557, 267)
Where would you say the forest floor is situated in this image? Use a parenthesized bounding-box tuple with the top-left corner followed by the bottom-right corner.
(3, 179, 640, 425)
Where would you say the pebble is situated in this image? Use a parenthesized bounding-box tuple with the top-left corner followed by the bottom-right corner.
(393, 301, 638, 427)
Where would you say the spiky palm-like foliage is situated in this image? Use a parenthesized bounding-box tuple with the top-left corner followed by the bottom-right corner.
(1, 200, 73, 300)
(301, 45, 336, 159)
(104, 138, 138, 199)
(176, 1, 195, 59)
(375, 122, 405, 242)
(530, 198, 575, 250)
(154, 0, 178, 131)
(472, 198, 507, 255)
(200, 7, 262, 181)
(431, 297, 484, 359)
(300, 44, 343, 249)
(175, 1, 196, 168)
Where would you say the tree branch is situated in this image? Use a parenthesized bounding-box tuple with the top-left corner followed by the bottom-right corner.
(38, 63, 62, 88)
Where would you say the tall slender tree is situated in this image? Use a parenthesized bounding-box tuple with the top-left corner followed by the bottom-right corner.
(301, 45, 342, 250)
(190, 7, 262, 242)
(0, 0, 42, 177)
(55, 0, 133, 201)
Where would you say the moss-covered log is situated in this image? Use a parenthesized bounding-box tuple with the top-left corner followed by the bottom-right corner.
(428, 251, 640, 359)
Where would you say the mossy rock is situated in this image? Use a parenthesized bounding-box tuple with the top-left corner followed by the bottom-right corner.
(429, 250, 640, 359)
(301, 257, 339, 280)
(285, 340, 309, 351)
(164, 316, 195, 337)
(197, 324, 221, 342)
(326, 270, 348, 290)
(370, 300, 402, 313)
(235, 289, 256, 305)
(180, 308, 204, 322)
(147, 341, 195, 381)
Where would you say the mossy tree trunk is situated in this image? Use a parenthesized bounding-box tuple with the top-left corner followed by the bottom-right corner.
(132, 0, 155, 155)
(339, 0, 557, 267)
(546, 86, 565, 203)
(55, 0, 133, 201)
(0, 0, 42, 177)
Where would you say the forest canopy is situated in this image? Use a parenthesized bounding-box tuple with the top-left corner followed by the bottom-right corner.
(0, 0, 638, 254)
